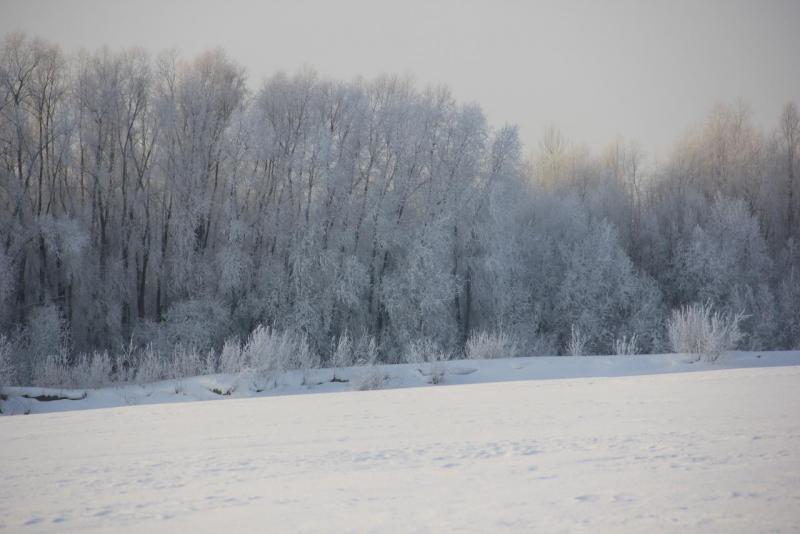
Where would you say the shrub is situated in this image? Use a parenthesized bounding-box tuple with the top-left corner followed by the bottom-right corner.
(566, 325, 587, 356)
(33, 352, 72, 388)
(203, 349, 218, 375)
(613, 334, 638, 356)
(73, 351, 113, 388)
(114, 339, 137, 383)
(465, 330, 518, 360)
(351, 336, 386, 391)
(169, 344, 203, 379)
(330, 330, 353, 381)
(31, 351, 114, 389)
(353, 335, 379, 365)
(243, 325, 284, 388)
(219, 337, 243, 374)
(21, 346, 161, 389)
(286, 333, 318, 386)
(405, 339, 449, 384)
(136, 344, 167, 384)
(351, 363, 387, 391)
(240, 325, 316, 389)
(667, 302, 746, 362)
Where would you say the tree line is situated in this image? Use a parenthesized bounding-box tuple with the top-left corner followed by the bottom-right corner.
(0, 33, 798, 383)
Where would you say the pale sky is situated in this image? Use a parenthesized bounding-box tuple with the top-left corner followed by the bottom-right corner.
(1, 0, 798, 157)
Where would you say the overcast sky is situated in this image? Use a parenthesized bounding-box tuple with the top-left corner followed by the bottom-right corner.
(2, 0, 799, 157)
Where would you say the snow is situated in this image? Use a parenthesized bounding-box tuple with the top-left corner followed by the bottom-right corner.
(2, 350, 799, 416)
(1, 354, 799, 532)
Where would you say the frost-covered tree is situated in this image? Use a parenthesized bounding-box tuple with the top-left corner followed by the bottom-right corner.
(676, 196, 775, 348)
(555, 222, 663, 354)
(0, 33, 798, 388)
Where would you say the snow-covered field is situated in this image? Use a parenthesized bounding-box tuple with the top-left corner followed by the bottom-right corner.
(1, 353, 799, 532)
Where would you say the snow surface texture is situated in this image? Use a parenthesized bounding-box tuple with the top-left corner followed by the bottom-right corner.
(1, 351, 799, 416)
(1, 357, 800, 532)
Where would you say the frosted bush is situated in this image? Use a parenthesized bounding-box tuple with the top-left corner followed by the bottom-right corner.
(203, 349, 218, 375)
(242, 325, 285, 388)
(330, 331, 353, 381)
(28, 347, 121, 389)
(219, 337, 243, 374)
(286, 332, 318, 386)
(34, 352, 72, 388)
(613, 334, 638, 356)
(240, 325, 315, 389)
(0, 334, 15, 387)
(114, 339, 137, 383)
(405, 339, 449, 384)
(170, 344, 203, 379)
(353, 335, 379, 365)
(169, 344, 203, 394)
(350, 335, 386, 390)
(72, 352, 113, 388)
(465, 330, 518, 360)
(667, 302, 746, 363)
(136, 344, 167, 384)
(404, 338, 434, 364)
(351, 363, 387, 391)
(88, 352, 112, 387)
(88, 352, 113, 387)
(566, 325, 587, 356)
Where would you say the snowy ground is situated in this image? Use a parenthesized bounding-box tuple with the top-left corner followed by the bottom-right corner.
(1, 350, 799, 416)
(1, 355, 799, 532)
